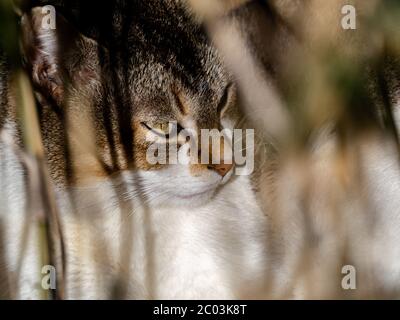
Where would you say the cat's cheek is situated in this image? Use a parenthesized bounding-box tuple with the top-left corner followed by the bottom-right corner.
(131, 164, 220, 206)
(175, 191, 216, 208)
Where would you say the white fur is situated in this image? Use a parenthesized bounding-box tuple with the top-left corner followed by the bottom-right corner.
(0, 122, 270, 299)
(0, 122, 42, 299)
(2, 105, 400, 299)
(59, 171, 269, 299)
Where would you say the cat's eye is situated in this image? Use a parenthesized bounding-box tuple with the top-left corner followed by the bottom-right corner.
(141, 122, 183, 139)
(217, 83, 233, 117)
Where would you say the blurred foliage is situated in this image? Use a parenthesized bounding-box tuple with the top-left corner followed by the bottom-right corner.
(1, 0, 400, 299)
(0, 0, 21, 66)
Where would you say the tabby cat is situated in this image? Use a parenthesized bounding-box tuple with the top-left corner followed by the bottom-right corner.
(1, 0, 400, 300)
(0, 0, 274, 299)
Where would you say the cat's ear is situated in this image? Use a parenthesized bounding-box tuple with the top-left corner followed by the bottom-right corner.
(20, 7, 100, 106)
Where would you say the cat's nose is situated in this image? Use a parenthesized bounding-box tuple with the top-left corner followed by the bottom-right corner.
(207, 163, 233, 177)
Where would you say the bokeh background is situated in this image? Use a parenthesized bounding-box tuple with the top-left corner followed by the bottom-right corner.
(1, 0, 400, 299)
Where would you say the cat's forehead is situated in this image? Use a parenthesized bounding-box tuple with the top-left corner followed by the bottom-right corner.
(121, 3, 229, 123)
(77, 0, 231, 124)
(129, 49, 228, 118)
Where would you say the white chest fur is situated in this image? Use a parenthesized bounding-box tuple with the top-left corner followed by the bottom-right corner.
(59, 174, 269, 299)
(0, 132, 270, 299)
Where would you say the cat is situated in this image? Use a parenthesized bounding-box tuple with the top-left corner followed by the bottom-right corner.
(0, 0, 277, 299)
(2, 0, 400, 300)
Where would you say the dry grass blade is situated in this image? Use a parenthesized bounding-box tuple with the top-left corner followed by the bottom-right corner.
(14, 70, 66, 300)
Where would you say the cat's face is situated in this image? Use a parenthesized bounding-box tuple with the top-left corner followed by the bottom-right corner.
(21, 1, 240, 206)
